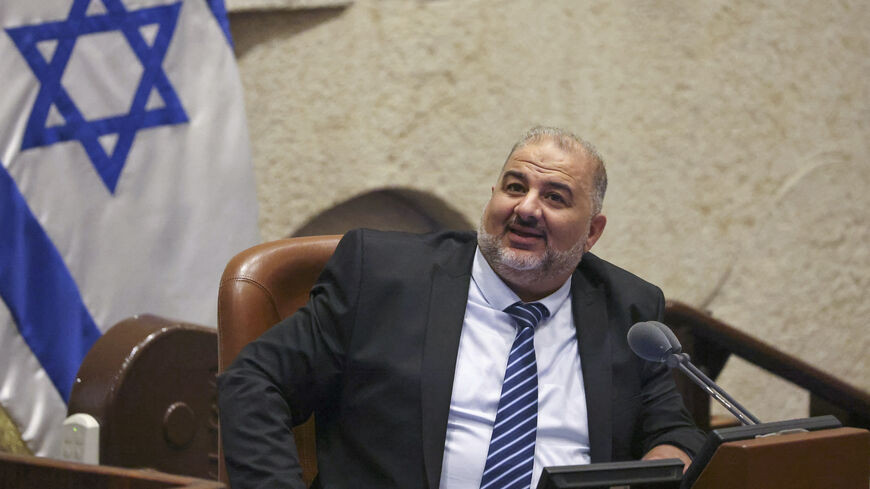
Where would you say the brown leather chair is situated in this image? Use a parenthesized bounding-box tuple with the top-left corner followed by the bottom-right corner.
(217, 235, 342, 487)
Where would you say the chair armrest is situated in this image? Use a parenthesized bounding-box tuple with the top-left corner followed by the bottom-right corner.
(68, 315, 218, 480)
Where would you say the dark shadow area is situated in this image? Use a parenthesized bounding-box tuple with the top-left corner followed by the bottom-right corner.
(291, 188, 474, 237)
(229, 6, 348, 59)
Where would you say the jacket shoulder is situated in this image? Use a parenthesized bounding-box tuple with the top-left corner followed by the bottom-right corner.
(340, 228, 475, 254)
(338, 228, 476, 272)
(576, 252, 664, 306)
(345, 228, 475, 244)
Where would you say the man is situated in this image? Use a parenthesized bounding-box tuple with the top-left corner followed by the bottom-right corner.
(218, 127, 704, 489)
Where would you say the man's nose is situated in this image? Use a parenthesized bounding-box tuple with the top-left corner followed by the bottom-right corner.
(514, 192, 542, 222)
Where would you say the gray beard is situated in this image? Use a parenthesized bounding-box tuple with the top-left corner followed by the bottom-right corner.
(477, 218, 588, 284)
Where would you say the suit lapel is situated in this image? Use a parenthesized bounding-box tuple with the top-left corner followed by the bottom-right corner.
(420, 240, 475, 489)
(571, 267, 612, 463)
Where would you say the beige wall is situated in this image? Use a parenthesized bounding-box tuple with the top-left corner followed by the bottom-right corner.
(229, 0, 870, 422)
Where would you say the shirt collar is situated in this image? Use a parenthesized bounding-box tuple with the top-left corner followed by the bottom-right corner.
(471, 247, 572, 315)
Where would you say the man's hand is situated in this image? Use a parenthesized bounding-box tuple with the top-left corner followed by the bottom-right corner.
(642, 444, 692, 473)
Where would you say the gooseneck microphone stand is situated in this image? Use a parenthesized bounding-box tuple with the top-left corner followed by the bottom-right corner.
(666, 352, 761, 425)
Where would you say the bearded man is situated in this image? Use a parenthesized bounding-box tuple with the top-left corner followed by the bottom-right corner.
(219, 126, 704, 489)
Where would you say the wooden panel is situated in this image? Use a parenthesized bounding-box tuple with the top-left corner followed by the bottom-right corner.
(691, 427, 870, 489)
(0, 452, 224, 489)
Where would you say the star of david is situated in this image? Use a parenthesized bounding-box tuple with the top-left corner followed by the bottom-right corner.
(6, 0, 188, 193)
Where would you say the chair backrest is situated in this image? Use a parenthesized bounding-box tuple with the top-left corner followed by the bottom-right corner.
(217, 235, 341, 487)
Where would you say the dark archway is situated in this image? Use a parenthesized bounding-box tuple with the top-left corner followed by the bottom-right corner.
(291, 188, 473, 237)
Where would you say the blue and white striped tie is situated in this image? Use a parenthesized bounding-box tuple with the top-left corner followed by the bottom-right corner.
(480, 301, 550, 489)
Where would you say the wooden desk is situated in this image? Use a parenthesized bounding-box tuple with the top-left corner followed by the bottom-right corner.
(692, 427, 870, 489)
(0, 452, 224, 489)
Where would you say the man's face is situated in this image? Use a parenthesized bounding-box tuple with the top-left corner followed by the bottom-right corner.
(478, 138, 605, 279)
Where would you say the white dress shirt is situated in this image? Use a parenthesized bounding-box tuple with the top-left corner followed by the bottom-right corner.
(439, 248, 590, 489)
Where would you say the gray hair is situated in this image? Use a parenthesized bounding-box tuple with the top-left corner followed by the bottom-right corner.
(507, 126, 608, 215)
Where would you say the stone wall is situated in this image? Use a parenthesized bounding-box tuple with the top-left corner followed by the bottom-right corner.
(229, 0, 870, 422)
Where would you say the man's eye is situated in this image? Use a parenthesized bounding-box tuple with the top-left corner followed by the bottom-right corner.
(547, 193, 565, 203)
(505, 183, 525, 193)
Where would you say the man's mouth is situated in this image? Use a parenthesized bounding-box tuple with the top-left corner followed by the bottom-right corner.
(506, 225, 545, 245)
(509, 227, 543, 238)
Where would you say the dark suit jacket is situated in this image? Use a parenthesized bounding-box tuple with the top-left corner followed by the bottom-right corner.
(218, 229, 704, 489)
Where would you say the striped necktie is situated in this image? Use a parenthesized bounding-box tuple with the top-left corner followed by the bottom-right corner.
(479, 301, 550, 489)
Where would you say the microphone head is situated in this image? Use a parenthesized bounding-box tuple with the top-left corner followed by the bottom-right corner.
(655, 321, 682, 352)
(627, 321, 682, 363)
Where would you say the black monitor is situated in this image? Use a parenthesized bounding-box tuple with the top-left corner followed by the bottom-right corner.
(679, 415, 841, 489)
(537, 458, 684, 489)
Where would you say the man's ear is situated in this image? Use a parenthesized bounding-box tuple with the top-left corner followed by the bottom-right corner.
(584, 214, 607, 252)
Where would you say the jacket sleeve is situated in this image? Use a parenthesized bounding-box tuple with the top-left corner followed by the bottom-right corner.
(217, 230, 364, 489)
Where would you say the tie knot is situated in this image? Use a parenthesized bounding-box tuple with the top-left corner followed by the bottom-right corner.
(503, 301, 550, 331)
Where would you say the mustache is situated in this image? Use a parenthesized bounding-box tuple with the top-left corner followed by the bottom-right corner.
(507, 215, 544, 233)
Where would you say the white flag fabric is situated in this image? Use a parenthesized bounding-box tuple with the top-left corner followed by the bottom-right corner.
(0, 0, 260, 457)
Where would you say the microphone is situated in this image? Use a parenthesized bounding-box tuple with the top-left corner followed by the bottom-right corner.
(628, 321, 761, 426)
(626, 321, 681, 363)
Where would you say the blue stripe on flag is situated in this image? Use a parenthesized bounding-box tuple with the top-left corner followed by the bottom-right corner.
(0, 164, 101, 401)
(205, 0, 235, 48)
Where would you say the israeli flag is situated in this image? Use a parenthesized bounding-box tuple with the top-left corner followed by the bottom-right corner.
(0, 0, 260, 457)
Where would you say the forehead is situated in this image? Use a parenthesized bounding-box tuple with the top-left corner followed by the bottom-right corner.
(500, 139, 592, 186)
